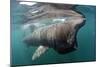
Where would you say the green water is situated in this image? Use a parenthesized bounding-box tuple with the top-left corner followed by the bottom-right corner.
(11, 1, 96, 66)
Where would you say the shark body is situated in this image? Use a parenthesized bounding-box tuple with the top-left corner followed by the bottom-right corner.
(22, 3, 85, 61)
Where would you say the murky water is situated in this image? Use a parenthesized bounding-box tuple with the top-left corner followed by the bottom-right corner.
(11, 0, 96, 66)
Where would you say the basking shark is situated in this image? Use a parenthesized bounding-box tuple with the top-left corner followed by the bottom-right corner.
(22, 3, 85, 61)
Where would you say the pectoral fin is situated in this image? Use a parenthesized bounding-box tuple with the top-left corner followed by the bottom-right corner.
(32, 45, 48, 61)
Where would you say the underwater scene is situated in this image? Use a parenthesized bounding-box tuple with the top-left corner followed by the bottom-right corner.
(11, 0, 96, 66)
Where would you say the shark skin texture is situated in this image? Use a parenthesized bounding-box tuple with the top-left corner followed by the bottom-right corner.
(22, 3, 85, 61)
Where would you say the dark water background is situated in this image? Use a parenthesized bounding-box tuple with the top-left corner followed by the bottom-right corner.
(11, 0, 96, 66)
